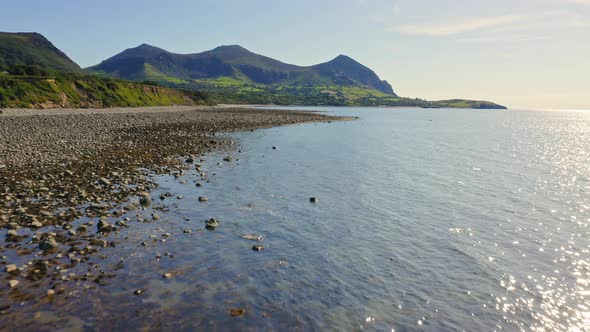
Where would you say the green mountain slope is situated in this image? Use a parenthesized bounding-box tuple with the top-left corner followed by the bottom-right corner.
(0, 32, 207, 108)
(88, 44, 396, 95)
(0, 75, 208, 108)
(0, 32, 81, 73)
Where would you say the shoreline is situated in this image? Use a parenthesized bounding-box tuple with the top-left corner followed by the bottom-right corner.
(0, 106, 344, 322)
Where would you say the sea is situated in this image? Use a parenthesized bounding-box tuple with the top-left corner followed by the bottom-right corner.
(18, 106, 590, 331)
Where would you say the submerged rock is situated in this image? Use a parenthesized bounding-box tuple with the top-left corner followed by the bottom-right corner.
(242, 234, 263, 241)
(6, 230, 19, 242)
(97, 220, 115, 233)
(139, 196, 152, 206)
(205, 218, 219, 230)
(230, 308, 246, 317)
(252, 245, 265, 251)
(39, 236, 58, 251)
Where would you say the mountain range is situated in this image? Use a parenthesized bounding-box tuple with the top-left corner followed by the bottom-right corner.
(0, 32, 506, 109)
(89, 43, 396, 97)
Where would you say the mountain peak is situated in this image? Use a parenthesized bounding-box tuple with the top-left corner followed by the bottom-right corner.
(131, 43, 166, 53)
(0, 31, 81, 72)
(314, 54, 395, 95)
(328, 54, 363, 67)
(213, 44, 247, 51)
(208, 44, 252, 57)
(333, 54, 353, 61)
(136, 43, 156, 49)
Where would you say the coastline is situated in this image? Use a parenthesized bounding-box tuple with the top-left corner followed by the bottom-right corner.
(0, 106, 343, 322)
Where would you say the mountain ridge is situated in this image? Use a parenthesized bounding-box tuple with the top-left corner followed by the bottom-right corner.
(89, 43, 396, 95)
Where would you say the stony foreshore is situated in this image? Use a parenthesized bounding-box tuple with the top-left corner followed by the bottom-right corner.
(0, 106, 339, 322)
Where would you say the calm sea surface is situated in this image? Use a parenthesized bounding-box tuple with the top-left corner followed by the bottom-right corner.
(19, 107, 590, 331)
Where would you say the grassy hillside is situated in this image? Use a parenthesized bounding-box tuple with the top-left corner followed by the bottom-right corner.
(0, 32, 81, 73)
(162, 78, 506, 109)
(89, 44, 396, 96)
(429, 99, 506, 109)
(0, 73, 208, 108)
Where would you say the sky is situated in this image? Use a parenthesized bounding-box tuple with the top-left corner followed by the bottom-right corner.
(3, 0, 590, 109)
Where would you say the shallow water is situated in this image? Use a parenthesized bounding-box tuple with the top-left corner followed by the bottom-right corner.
(8, 107, 590, 331)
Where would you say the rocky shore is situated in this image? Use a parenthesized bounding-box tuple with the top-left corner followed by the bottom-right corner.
(0, 106, 339, 323)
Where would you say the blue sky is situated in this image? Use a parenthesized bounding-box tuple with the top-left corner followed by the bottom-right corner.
(4, 0, 590, 109)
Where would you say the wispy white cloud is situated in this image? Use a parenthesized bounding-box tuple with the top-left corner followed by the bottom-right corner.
(392, 8, 588, 40)
(393, 15, 523, 36)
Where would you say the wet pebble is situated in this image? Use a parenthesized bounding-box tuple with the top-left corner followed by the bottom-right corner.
(252, 245, 265, 251)
(205, 218, 219, 230)
(39, 236, 58, 251)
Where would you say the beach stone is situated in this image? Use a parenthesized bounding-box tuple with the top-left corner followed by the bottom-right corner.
(98, 178, 111, 186)
(230, 308, 246, 317)
(5, 265, 18, 273)
(8, 280, 19, 288)
(133, 289, 143, 295)
(252, 245, 265, 251)
(195, 182, 202, 187)
(152, 213, 160, 221)
(183, 229, 192, 234)
(309, 197, 319, 203)
(39, 236, 58, 251)
(198, 196, 208, 202)
(139, 196, 152, 206)
(185, 157, 194, 163)
(7, 223, 20, 230)
(242, 234, 263, 241)
(163, 272, 172, 279)
(223, 156, 233, 162)
(77, 225, 88, 233)
(47, 289, 55, 296)
(205, 218, 219, 230)
(97, 220, 115, 232)
(30, 221, 43, 229)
